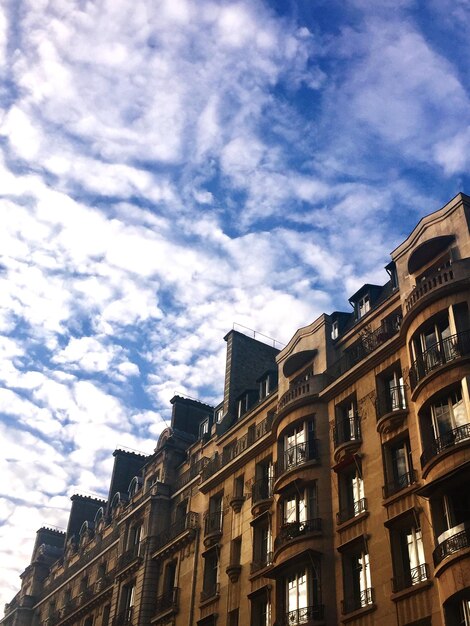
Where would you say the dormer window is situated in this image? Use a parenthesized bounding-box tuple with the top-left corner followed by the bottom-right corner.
(259, 375, 270, 399)
(200, 418, 209, 439)
(215, 407, 224, 423)
(358, 294, 370, 318)
(331, 320, 339, 340)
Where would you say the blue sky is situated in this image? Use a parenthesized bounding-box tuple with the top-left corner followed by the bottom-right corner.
(1, 0, 469, 603)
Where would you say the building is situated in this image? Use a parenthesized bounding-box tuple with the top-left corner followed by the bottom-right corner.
(3, 191, 470, 626)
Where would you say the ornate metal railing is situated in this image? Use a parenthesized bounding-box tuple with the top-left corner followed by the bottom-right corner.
(410, 329, 470, 389)
(326, 315, 401, 381)
(433, 526, 470, 565)
(204, 511, 223, 536)
(252, 477, 274, 504)
(274, 519, 322, 549)
(420, 423, 470, 467)
(250, 551, 273, 574)
(201, 414, 274, 481)
(173, 458, 209, 492)
(154, 587, 179, 614)
(113, 608, 133, 626)
(284, 605, 325, 624)
(276, 439, 319, 478)
(336, 498, 367, 524)
(376, 385, 407, 418)
(392, 563, 429, 592)
(333, 415, 361, 448)
(154, 512, 199, 550)
(383, 470, 416, 498)
(117, 543, 142, 571)
(341, 587, 374, 614)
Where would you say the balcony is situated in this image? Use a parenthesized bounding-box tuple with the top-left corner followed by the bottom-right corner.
(203, 511, 223, 548)
(333, 416, 361, 462)
(283, 605, 325, 625)
(274, 518, 322, 550)
(409, 329, 470, 390)
(383, 470, 417, 499)
(252, 477, 274, 515)
(201, 414, 273, 482)
(336, 498, 367, 525)
(278, 372, 327, 412)
(341, 587, 374, 614)
(276, 439, 320, 482)
(154, 512, 199, 553)
(420, 423, 470, 468)
(326, 315, 401, 382)
(113, 608, 133, 626)
(173, 458, 209, 492)
(116, 544, 142, 573)
(154, 587, 179, 616)
(375, 385, 408, 433)
(404, 258, 470, 314)
(392, 563, 429, 592)
(250, 551, 273, 574)
(433, 525, 470, 566)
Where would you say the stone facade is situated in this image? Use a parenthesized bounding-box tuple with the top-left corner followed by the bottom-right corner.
(3, 192, 470, 626)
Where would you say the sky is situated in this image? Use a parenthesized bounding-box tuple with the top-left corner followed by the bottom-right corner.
(1, 0, 470, 605)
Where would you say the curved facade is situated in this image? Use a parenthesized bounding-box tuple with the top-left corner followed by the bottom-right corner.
(3, 192, 470, 626)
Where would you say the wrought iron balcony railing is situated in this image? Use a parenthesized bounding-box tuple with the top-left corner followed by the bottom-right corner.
(154, 512, 199, 550)
(173, 458, 209, 492)
(113, 608, 133, 626)
(410, 329, 470, 389)
(252, 477, 274, 504)
(392, 563, 429, 592)
(274, 518, 322, 549)
(376, 385, 407, 418)
(276, 439, 319, 478)
(383, 470, 416, 498)
(420, 423, 470, 467)
(284, 605, 325, 624)
(154, 587, 179, 615)
(336, 498, 367, 524)
(333, 415, 361, 448)
(433, 526, 470, 566)
(341, 587, 374, 614)
(117, 543, 142, 571)
(204, 511, 223, 536)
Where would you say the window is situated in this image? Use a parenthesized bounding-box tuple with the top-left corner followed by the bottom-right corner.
(259, 374, 270, 399)
(102, 605, 110, 626)
(445, 597, 470, 626)
(337, 462, 365, 523)
(430, 483, 470, 547)
(79, 576, 88, 593)
(279, 484, 319, 544)
(83, 617, 93, 626)
(200, 418, 209, 439)
(282, 421, 316, 471)
(215, 407, 224, 423)
(334, 398, 360, 447)
(410, 312, 454, 383)
(358, 294, 370, 318)
(234, 475, 244, 499)
(252, 518, 272, 572)
(331, 320, 339, 340)
(129, 525, 142, 555)
(253, 458, 274, 504)
(164, 559, 177, 593)
(205, 493, 223, 536)
(121, 583, 135, 623)
(419, 383, 470, 464)
(284, 565, 321, 625)
(376, 368, 406, 416)
(97, 562, 106, 579)
(341, 541, 373, 613)
(251, 590, 270, 626)
(202, 549, 219, 600)
(383, 437, 415, 498)
(389, 516, 427, 592)
(228, 609, 239, 626)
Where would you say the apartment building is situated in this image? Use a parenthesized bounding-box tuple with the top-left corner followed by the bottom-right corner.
(3, 192, 470, 626)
